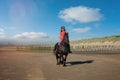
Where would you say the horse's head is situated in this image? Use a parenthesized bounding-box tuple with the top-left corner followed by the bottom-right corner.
(54, 42, 69, 54)
(61, 42, 69, 53)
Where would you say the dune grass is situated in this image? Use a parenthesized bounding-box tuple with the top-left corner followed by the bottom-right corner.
(71, 35, 120, 44)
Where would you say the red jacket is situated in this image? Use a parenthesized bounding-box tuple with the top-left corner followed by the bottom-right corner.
(60, 31, 66, 42)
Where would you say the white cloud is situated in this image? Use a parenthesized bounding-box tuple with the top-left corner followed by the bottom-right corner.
(0, 32, 53, 45)
(59, 6, 103, 23)
(72, 27, 91, 33)
(0, 28, 4, 35)
(0, 28, 6, 38)
(13, 32, 48, 39)
(94, 23, 100, 28)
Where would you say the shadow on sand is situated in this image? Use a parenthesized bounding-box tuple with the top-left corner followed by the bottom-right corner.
(67, 60, 94, 66)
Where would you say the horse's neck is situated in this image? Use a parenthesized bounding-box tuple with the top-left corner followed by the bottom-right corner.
(64, 34, 69, 43)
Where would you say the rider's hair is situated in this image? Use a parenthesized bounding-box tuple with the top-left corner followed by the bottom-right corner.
(61, 26, 66, 32)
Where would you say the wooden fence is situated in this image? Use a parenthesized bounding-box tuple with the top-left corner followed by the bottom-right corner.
(71, 43, 120, 53)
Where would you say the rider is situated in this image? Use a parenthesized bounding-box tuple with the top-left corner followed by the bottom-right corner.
(59, 26, 72, 53)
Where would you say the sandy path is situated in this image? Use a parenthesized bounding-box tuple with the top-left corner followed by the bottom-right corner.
(0, 48, 120, 80)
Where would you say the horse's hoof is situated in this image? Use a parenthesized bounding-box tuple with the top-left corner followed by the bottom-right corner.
(63, 64, 66, 67)
(60, 61, 63, 64)
(56, 63, 60, 65)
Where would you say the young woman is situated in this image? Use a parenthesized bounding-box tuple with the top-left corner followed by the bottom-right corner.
(59, 26, 72, 53)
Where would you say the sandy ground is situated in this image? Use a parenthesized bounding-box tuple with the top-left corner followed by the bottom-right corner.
(0, 46, 120, 80)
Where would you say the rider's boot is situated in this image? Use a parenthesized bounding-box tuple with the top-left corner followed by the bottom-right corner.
(68, 44, 72, 53)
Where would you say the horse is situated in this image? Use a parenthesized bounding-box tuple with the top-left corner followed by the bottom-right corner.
(53, 33, 69, 67)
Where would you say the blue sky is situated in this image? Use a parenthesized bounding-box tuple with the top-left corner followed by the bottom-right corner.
(0, 0, 120, 45)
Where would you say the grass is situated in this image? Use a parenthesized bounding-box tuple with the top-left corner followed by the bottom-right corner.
(16, 45, 54, 51)
(70, 35, 120, 51)
(71, 35, 120, 44)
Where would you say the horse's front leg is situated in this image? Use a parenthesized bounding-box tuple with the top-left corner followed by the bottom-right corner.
(65, 53, 68, 63)
(57, 54, 61, 65)
(63, 53, 68, 67)
(62, 55, 66, 67)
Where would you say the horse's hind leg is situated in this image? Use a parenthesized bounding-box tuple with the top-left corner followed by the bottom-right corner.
(56, 57, 59, 65)
(59, 54, 63, 64)
(56, 54, 60, 65)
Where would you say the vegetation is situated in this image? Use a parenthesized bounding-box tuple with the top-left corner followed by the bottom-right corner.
(28, 45, 54, 51)
(16, 45, 54, 51)
(16, 35, 120, 52)
(71, 35, 120, 44)
(70, 35, 120, 51)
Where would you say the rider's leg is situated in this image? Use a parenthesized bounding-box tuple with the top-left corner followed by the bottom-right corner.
(68, 43, 72, 53)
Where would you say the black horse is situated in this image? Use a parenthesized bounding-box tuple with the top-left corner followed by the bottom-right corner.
(54, 33, 70, 66)
(53, 33, 69, 67)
